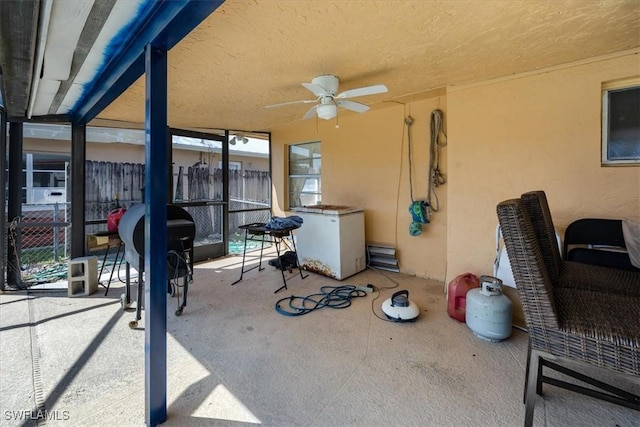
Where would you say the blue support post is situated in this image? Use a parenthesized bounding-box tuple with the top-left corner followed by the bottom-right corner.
(7, 122, 23, 289)
(144, 44, 168, 426)
(0, 109, 6, 290)
(71, 124, 87, 259)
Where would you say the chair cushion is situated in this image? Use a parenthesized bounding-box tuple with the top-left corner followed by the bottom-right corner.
(555, 288, 640, 342)
(559, 261, 640, 297)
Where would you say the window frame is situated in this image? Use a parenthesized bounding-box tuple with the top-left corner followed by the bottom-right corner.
(601, 78, 640, 166)
(22, 152, 70, 204)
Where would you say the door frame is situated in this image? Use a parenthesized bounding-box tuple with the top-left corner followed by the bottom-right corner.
(169, 128, 227, 262)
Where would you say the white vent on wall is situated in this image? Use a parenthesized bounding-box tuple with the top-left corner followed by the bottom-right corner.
(366, 243, 399, 272)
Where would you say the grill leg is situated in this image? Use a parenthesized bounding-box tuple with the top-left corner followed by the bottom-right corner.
(136, 278, 143, 321)
(105, 244, 123, 296)
(127, 261, 142, 329)
(98, 245, 110, 284)
(180, 275, 188, 311)
(135, 258, 144, 322)
(125, 262, 131, 305)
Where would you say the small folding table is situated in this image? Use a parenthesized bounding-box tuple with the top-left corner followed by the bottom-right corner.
(231, 222, 307, 293)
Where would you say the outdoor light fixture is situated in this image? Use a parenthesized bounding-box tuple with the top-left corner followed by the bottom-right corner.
(230, 134, 249, 145)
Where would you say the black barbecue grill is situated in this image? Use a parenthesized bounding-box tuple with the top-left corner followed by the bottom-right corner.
(118, 204, 196, 328)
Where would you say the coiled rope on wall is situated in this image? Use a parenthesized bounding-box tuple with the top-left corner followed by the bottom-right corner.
(429, 109, 447, 212)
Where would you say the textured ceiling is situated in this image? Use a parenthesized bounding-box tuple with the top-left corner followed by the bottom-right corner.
(97, 0, 640, 132)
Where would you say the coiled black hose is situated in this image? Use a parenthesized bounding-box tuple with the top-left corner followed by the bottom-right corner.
(275, 285, 368, 317)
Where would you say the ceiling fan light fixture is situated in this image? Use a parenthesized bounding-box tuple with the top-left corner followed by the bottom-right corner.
(316, 103, 337, 120)
(265, 75, 387, 122)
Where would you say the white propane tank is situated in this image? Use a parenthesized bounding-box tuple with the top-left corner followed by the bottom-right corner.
(466, 275, 512, 342)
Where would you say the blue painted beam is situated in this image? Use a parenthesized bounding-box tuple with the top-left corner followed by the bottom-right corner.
(144, 44, 168, 427)
(71, 124, 87, 258)
(0, 109, 6, 290)
(72, 0, 225, 124)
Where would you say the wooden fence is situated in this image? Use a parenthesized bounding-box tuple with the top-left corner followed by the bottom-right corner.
(85, 160, 271, 218)
(86, 161, 145, 203)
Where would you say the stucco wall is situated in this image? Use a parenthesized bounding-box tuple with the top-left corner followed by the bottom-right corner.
(271, 96, 448, 281)
(446, 53, 640, 290)
(272, 52, 639, 290)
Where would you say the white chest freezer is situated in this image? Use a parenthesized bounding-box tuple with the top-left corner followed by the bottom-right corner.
(292, 205, 366, 280)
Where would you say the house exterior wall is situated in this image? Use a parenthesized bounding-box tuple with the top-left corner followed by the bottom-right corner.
(22, 139, 269, 172)
(271, 97, 448, 281)
(446, 52, 640, 282)
(20, 137, 270, 206)
(271, 52, 639, 290)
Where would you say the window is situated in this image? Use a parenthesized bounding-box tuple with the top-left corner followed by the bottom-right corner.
(218, 161, 242, 170)
(602, 79, 640, 165)
(289, 141, 321, 208)
(22, 152, 69, 204)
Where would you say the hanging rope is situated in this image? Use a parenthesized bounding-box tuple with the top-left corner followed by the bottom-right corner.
(428, 110, 447, 212)
(405, 116, 416, 202)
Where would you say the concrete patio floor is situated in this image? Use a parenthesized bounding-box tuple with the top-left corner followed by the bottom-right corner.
(1, 251, 638, 426)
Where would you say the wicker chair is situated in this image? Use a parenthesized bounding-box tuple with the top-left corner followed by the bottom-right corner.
(496, 198, 640, 427)
(521, 190, 640, 297)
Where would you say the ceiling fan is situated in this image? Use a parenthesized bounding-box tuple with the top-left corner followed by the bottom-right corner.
(265, 75, 388, 121)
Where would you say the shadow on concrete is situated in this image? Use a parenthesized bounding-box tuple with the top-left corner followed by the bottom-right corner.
(0, 299, 120, 332)
(20, 305, 125, 427)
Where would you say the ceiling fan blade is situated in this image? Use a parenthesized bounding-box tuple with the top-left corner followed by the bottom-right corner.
(337, 99, 370, 113)
(302, 82, 329, 97)
(302, 105, 319, 120)
(336, 84, 388, 99)
(265, 99, 317, 109)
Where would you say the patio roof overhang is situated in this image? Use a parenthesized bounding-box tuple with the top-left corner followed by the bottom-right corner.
(0, 0, 224, 124)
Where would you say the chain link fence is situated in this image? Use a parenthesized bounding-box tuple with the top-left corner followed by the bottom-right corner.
(6, 203, 71, 286)
(6, 202, 273, 287)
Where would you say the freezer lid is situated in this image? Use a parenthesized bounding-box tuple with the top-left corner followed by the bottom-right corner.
(292, 205, 363, 215)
